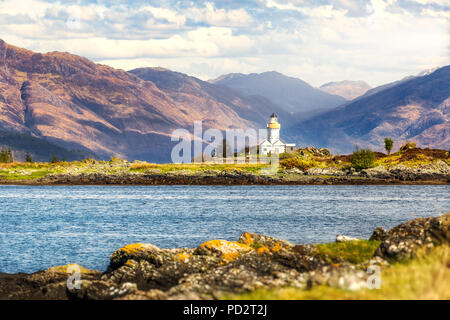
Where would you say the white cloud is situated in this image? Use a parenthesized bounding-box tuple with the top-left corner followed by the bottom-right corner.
(411, 0, 449, 5)
(0, 0, 447, 87)
(186, 2, 254, 27)
(142, 6, 186, 27)
(11, 26, 253, 61)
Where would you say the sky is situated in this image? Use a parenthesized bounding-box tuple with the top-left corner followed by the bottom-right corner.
(0, 0, 448, 87)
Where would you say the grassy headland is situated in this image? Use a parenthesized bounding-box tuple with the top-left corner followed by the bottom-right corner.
(0, 145, 448, 184)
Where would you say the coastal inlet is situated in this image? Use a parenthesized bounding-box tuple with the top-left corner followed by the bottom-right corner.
(0, 185, 448, 274)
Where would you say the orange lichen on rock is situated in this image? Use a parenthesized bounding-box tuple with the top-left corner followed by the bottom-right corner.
(257, 246, 270, 254)
(125, 260, 137, 267)
(196, 239, 253, 261)
(175, 253, 192, 262)
(241, 232, 254, 245)
(119, 243, 159, 254)
(48, 263, 97, 274)
(222, 252, 240, 262)
(271, 242, 283, 253)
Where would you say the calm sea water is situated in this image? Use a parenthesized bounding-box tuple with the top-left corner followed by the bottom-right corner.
(0, 185, 449, 273)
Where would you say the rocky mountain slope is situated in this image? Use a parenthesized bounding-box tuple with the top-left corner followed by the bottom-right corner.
(129, 67, 290, 129)
(0, 40, 288, 162)
(210, 71, 347, 113)
(0, 39, 447, 161)
(287, 66, 450, 153)
(320, 80, 371, 100)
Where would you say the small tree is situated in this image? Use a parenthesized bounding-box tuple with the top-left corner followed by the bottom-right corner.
(51, 155, 59, 163)
(0, 147, 14, 163)
(384, 138, 394, 155)
(25, 152, 33, 163)
(351, 148, 375, 170)
(0, 148, 8, 163)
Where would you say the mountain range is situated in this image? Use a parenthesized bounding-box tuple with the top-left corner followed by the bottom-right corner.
(0, 39, 448, 161)
(319, 80, 371, 101)
(0, 40, 288, 161)
(210, 71, 347, 114)
(287, 66, 449, 153)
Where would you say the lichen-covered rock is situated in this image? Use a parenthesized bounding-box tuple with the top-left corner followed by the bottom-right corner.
(305, 167, 345, 176)
(167, 252, 308, 299)
(280, 244, 334, 272)
(361, 166, 391, 179)
(238, 232, 292, 252)
(400, 142, 416, 152)
(105, 247, 224, 292)
(284, 168, 303, 174)
(68, 280, 138, 300)
(299, 147, 331, 157)
(319, 148, 331, 156)
(0, 264, 101, 300)
(195, 239, 253, 261)
(3, 214, 448, 300)
(369, 227, 389, 241)
(374, 212, 449, 260)
(118, 289, 168, 300)
(108, 243, 161, 271)
(46, 264, 97, 275)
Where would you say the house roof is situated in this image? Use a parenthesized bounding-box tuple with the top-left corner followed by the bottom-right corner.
(260, 139, 286, 146)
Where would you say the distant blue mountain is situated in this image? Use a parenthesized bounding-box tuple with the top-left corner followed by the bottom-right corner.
(287, 65, 450, 153)
(211, 71, 347, 113)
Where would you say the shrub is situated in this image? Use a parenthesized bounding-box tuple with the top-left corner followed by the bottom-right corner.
(279, 152, 297, 160)
(0, 147, 14, 163)
(25, 152, 33, 163)
(109, 156, 126, 164)
(50, 155, 59, 163)
(351, 149, 375, 170)
(280, 157, 317, 171)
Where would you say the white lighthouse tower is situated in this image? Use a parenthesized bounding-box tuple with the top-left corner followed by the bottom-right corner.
(259, 113, 296, 156)
(267, 113, 280, 142)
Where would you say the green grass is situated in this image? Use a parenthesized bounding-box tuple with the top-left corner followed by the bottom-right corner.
(225, 245, 450, 300)
(314, 240, 381, 264)
(0, 169, 52, 180)
(0, 147, 447, 181)
(0, 161, 271, 180)
(129, 162, 269, 174)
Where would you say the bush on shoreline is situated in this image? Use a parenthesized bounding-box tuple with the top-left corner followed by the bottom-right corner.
(351, 149, 376, 170)
(280, 157, 317, 171)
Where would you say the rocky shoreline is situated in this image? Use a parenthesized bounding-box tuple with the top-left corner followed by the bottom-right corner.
(1, 160, 449, 186)
(1, 212, 448, 300)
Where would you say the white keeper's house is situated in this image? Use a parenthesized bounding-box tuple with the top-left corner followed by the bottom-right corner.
(259, 113, 296, 155)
